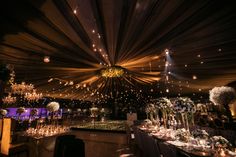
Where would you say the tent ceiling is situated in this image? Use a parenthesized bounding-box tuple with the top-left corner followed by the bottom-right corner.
(0, 0, 236, 100)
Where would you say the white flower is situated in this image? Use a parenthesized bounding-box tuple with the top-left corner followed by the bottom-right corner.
(16, 107, 26, 114)
(192, 129, 209, 139)
(209, 86, 236, 106)
(173, 97, 195, 113)
(90, 107, 99, 117)
(47, 102, 60, 112)
(90, 107, 99, 112)
(30, 108, 38, 116)
(145, 103, 156, 114)
(210, 136, 231, 148)
(0, 109, 8, 116)
(157, 97, 173, 110)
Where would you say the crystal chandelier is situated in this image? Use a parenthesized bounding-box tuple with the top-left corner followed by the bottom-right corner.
(101, 66, 124, 78)
(11, 82, 34, 95)
(2, 94, 17, 104)
(24, 89, 43, 102)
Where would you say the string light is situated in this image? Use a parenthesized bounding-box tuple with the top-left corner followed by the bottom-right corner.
(165, 49, 169, 55)
(24, 89, 43, 102)
(43, 56, 50, 63)
(2, 94, 16, 104)
(11, 82, 34, 95)
(48, 78, 53, 82)
(192, 75, 197, 80)
(73, 9, 77, 14)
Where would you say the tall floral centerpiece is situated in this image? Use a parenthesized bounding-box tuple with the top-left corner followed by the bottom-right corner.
(100, 108, 109, 122)
(209, 86, 236, 124)
(90, 107, 99, 122)
(16, 107, 26, 120)
(145, 103, 156, 121)
(173, 97, 196, 131)
(46, 102, 60, 124)
(156, 97, 173, 128)
(29, 108, 38, 122)
(0, 109, 8, 118)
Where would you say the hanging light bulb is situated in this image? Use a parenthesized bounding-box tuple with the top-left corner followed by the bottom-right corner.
(165, 49, 169, 55)
(192, 75, 197, 80)
(43, 56, 50, 63)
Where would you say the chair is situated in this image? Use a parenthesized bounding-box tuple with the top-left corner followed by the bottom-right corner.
(145, 134, 160, 157)
(157, 142, 177, 157)
(53, 135, 85, 157)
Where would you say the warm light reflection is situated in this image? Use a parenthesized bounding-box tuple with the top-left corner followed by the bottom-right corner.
(101, 66, 124, 78)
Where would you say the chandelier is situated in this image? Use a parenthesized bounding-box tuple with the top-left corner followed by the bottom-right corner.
(11, 82, 34, 95)
(2, 94, 17, 104)
(100, 66, 124, 78)
(24, 89, 43, 102)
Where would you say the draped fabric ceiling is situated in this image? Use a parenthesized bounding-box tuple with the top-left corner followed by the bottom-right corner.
(0, 0, 236, 101)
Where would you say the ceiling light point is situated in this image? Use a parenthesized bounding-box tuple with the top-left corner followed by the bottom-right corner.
(43, 56, 50, 63)
(101, 66, 124, 78)
(165, 49, 169, 55)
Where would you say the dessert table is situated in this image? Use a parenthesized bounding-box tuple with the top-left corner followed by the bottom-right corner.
(134, 126, 236, 157)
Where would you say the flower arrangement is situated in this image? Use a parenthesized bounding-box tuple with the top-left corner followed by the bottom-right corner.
(100, 108, 109, 117)
(209, 86, 236, 106)
(175, 128, 191, 142)
(210, 136, 231, 148)
(0, 109, 8, 116)
(192, 129, 209, 139)
(145, 103, 156, 114)
(196, 103, 207, 113)
(209, 86, 236, 123)
(142, 119, 153, 127)
(30, 108, 38, 116)
(82, 109, 87, 113)
(156, 97, 173, 111)
(16, 107, 26, 115)
(46, 102, 60, 112)
(173, 97, 196, 113)
(90, 107, 99, 118)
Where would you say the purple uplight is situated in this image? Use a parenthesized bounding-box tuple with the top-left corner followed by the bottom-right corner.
(1, 108, 62, 120)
